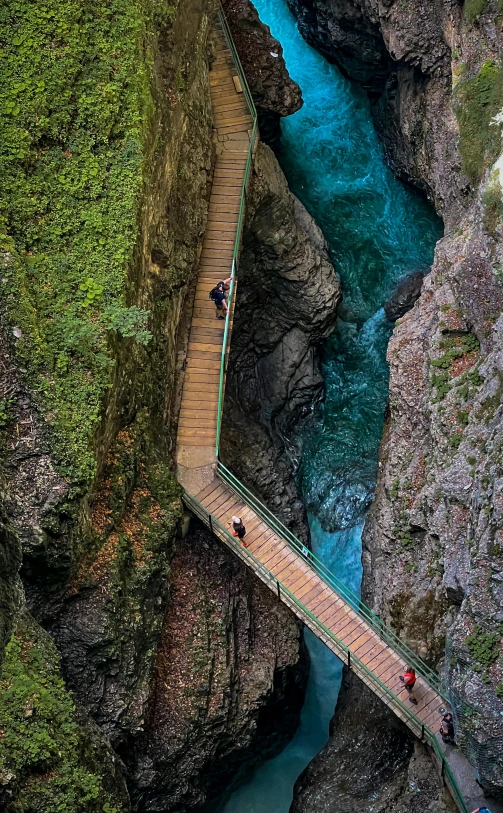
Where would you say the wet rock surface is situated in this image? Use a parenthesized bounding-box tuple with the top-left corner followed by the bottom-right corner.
(384, 272, 424, 322)
(130, 526, 308, 812)
(222, 141, 340, 535)
(222, 0, 303, 149)
(287, 0, 503, 798)
(291, 672, 455, 813)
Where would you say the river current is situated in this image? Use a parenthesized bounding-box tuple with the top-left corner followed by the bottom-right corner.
(220, 1, 442, 811)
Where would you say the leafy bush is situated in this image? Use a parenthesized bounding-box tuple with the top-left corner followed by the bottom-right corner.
(0, 0, 171, 484)
(466, 623, 500, 668)
(455, 60, 503, 182)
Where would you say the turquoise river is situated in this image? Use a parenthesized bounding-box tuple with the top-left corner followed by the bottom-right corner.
(220, 1, 442, 810)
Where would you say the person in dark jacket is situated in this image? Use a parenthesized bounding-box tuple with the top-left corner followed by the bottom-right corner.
(440, 712, 455, 744)
(211, 275, 234, 319)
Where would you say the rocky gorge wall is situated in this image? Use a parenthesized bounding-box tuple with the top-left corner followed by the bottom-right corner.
(0, 1, 341, 809)
(285, 0, 503, 802)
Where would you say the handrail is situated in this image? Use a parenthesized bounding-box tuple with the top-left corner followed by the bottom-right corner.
(217, 460, 451, 701)
(182, 487, 469, 813)
(205, 11, 469, 813)
(215, 6, 258, 457)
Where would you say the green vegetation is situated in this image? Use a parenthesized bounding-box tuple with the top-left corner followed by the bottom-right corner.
(390, 477, 400, 500)
(466, 623, 500, 674)
(0, 0, 176, 485)
(0, 399, 11, 428)
(431, 334, 480, 402)
(463, 0, 488, 23)
(455, 60, 503, 182)
(483, 174, 503, 234)
(496, 681, 503, 698)
(0, 613, 125, 813)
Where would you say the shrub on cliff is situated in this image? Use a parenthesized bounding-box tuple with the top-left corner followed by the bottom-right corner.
(455, 59, 503, 183)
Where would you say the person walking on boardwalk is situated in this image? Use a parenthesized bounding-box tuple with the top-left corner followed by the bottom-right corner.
(210, 275, 234, 319)
(231, 515, 247, 547)
(399, 665, 418, 704)
(440, 712, 455, 745)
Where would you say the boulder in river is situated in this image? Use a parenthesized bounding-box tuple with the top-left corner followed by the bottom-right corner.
(384, 271, 424, 322)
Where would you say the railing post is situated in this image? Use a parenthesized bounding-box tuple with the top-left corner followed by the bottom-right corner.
(209, 513, 213, 533)
(347, 651, 351, 670)
(421, 724, 424, 741)
(441, 757, 445, 779)
(277, 580, 280, 601)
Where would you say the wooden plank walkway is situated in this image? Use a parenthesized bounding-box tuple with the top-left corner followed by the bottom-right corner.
(176, 23, 253, 496)
(176, 17, 450, 757)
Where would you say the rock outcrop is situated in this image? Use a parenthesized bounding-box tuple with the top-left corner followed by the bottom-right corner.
(287, 0, 503, 798)
(223, 0, 303, 149)
(222, 142, 341, 538)
(131, 526, 308, 812)
(292, 671, 454, 813)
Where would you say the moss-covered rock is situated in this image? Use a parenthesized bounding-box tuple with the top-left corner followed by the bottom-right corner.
(0, 611, 130, 813)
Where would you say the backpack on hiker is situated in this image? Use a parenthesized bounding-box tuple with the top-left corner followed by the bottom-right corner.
(209, 282, 225, 301)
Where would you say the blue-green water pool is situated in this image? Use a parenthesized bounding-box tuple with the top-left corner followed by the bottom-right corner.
(219, 1, 442, 811)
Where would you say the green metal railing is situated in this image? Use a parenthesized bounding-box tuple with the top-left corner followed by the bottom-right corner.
(215, 5, 258, 458)
(218, 461, 450, 701)
(197, 10, 470, 812)
(182, 487, 469, 813)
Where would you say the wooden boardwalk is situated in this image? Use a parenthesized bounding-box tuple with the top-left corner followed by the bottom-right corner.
(176, 15, 452, 770)
(176, 23, 253, 496)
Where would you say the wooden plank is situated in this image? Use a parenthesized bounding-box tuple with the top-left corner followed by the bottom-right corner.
(178, 427, 216, 439)
(204, 486, 231, 512)
(184, 373, 221, 385)
(190, 331, 224, 346)
(187, 349, 222, 362)
(177, 436, 216, 447)
(195, 479, 222, 503)
(179, 412, 218, 425)
(214, 113, 252, 127)
(246, 524, 276, 547)
(213, 100, 249, 114)
(205, 238, 236, 249)
(188, 339, 226, 354)
(192, 317, 229, 330)
(262, 545, 294, 571)
(215, 123, 252, 136)
(208, 204, 240, 215)
(212, 494, 242, 520)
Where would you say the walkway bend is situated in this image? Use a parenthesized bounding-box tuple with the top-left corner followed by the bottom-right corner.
(176, 12, 470, 813)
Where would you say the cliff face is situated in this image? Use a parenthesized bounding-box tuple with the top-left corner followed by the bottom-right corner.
(222, 142, 341, 538)
(286, 0, 503, 798)
(223, 0, 303, 149)
(0, 1, 329, 809)
(131, 526, 308, 812)
(291, 671, 455, 813)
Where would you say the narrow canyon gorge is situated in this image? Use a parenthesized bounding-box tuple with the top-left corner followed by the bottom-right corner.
(0, 0, 502, 812)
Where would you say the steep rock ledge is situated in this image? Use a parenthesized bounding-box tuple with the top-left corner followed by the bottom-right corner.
(292, 672, 454, 813)
(222, 0, 303, 149)
(287, 0, 503, 799)
(222, 142, 341, 538)
(131, 526, 308, 812)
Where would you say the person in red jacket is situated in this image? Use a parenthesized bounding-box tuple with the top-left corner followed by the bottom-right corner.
(399, 665, 418, 704)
